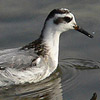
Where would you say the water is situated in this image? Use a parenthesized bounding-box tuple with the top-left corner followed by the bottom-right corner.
(0, 58, 100, 100)
(0, 0, 100, 100)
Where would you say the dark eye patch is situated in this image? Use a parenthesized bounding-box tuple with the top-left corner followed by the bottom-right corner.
(53, 17, 73, 25)
(64, 17, 73, 23)
(54, 17, 64, 24)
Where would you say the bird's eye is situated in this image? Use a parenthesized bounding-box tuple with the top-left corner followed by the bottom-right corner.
(64, 17, 73, 23)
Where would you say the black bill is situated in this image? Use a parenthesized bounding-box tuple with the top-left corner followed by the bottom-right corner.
(74, 25, 93, 38)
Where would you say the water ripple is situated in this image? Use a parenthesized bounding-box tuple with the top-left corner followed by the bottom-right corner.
(60, 58, 100, 70)
(0, 58, 100, 100)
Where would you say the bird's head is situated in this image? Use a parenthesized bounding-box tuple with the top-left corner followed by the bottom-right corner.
(43, 8, 93, 38)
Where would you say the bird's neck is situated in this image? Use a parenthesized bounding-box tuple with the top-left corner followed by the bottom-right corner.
(40, 25, 61, 67)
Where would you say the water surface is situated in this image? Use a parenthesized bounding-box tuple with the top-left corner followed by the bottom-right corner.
(0, 0, 100, 100)
(0, 58, 100, 100)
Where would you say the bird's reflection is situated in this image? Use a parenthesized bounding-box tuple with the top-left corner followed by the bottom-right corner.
(0, 68, 63, 100)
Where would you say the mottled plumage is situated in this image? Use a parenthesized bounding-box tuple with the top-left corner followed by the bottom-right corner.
(0, 8, 93, 87)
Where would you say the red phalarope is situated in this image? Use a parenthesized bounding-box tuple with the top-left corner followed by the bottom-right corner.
(0, 8, 93, 86)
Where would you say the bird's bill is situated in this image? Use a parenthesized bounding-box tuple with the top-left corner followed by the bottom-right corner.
(73, 25, 93, 38)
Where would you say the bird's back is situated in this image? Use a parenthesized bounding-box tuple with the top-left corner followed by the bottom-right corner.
(0, 47, 50, 86)
(0, 48, 37, 69)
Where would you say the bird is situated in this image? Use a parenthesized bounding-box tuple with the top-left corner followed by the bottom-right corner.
(90, 93, 97, 100)
(0, 8, 93, 87)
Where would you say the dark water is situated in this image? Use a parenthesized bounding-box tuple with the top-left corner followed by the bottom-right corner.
(0, 0, 100, 100)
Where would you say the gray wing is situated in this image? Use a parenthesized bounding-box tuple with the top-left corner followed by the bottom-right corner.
(0, 48, 38, 70)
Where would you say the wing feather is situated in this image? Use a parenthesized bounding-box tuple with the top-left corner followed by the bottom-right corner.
(0, 48, 39, 70)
